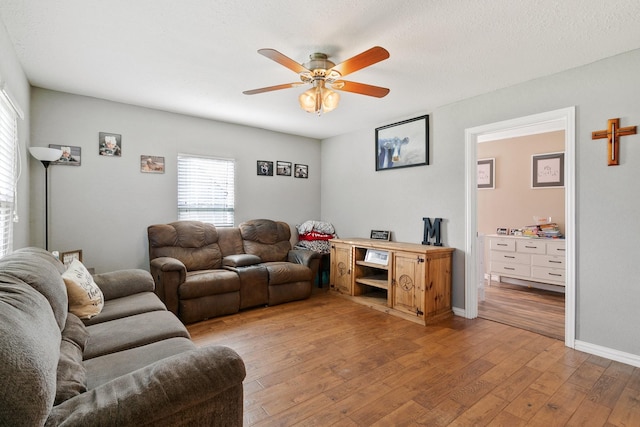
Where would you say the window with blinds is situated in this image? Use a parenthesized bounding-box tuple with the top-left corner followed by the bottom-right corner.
(0, 94, 18, 257)
(177, 154, 235, 227)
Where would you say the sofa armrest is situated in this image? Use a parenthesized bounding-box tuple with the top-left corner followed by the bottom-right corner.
(223, 254, 261, 268)
(288, 249, 320, 267)
(149, 257, 187, 317)
(46, 346, 246, 427)
(92, 269, 155, 301)
(288, 249, 322, 283)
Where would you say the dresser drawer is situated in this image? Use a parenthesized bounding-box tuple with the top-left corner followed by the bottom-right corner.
(531, 266, 565, 283)
(491, 251, 530, 265)
(531, 254, 565, 269)
(516, 240, 546, 254)
(546, 241, 566, 256)
(491, 262, 530, 277)
(490, 238, 515, 252)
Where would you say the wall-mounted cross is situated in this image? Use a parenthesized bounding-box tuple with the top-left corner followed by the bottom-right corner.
(592, 118, 637, 166)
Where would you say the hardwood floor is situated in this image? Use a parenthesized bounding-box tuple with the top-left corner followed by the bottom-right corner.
(478, 281, 565, 341)
(187, 288, 640, 426)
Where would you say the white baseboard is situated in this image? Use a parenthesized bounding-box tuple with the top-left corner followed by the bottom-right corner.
(575, 340, 640, 368)
(452, 307, 466, 317)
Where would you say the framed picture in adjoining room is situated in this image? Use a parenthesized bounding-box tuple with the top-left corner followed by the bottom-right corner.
(98, 132, 122, 157)
(477, 158, 495, 189)
(375, 115, 429, 171)
(532, 152, 564, 188)
(294, 164, 308, 178)
(49, 144, 81, 166)
(140, 155, 165, 173)
(276, 161, 292, 176)
(257, 160, 273, 176)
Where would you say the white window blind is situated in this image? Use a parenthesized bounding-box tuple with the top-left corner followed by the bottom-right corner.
(0, 94, 18, 257)
(177, 154, 235, 227)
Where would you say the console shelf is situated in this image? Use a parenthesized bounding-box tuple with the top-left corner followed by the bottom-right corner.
(355, 274, 388, 290)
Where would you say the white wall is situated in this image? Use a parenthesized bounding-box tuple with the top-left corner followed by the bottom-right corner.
(0, 19, 31, 248)
(322, 49, 640, 356)
(30, 88, 321, 273)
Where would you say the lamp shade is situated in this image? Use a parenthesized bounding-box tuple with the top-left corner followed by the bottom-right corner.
(298, 86, 340, 115)
(29, 147, 62, 162)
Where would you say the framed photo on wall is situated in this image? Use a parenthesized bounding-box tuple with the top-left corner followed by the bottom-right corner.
(98, 132, 122, 157)
(140, 155, 165, 173)
(375, 115, 429, 171)
(294, 164, 308, 178)
(276, 161, 292, 176)
(49, 144, 81, 166)
(532, 152, 564, 188)
(477, 158, 495, 189)
(257, 160, 273, 176)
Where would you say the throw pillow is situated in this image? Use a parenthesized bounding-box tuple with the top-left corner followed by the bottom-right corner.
(62, 259, 104, 319)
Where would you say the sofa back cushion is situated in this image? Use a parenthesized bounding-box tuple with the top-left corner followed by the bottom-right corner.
(0, 249, 68, 330)
(0, 281, 61, 426)
(239, 219, 292, 262)
(148, 221, 223, 271)
(217, 227, 245, 257)
(55, 313, 89, 405)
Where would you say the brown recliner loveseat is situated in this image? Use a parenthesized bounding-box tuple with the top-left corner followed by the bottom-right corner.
(148, 219, 320, 324)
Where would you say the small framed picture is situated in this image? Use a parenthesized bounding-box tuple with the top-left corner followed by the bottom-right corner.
(370, 230, 391, 241)
(99, 132, 122, 157)
(294, 164, 308, 178)
(277, 161, 292, 176)
(364, 249, 389, 266)
(61, 250, 83, 268)
(140, 155, 165, 173)
(532, 152, 564, 188)
(49, 144, 81, 166)
(477, 158, 495, 189)
(257, 160, 273, 176)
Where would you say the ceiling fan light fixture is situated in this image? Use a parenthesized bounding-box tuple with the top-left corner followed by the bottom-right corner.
(322, 88, 339, 113)
(299, 87, 318, 113)
(298, 85, 339, 115)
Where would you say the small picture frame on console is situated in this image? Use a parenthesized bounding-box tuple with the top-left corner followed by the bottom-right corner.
(370, 230, 391, 241)
(61, 250, 83, 268)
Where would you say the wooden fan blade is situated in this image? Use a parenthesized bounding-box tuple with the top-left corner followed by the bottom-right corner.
(331, 81, 390, 98)
(243, 82, 303, 95)
(329, 46, 389, 77)
(257, 48, 309, 74)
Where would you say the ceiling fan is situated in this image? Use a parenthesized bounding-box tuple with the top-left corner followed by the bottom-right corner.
(243, 46, 390, 115)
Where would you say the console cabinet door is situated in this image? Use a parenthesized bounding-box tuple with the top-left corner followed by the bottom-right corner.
(330, 242, 353, 295)
(392, 252, 425, 317)
(424, 254, 453, 317)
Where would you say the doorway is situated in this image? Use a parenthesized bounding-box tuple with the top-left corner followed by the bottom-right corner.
(464, 107, 576, 348)
(477, 131, 566, 340)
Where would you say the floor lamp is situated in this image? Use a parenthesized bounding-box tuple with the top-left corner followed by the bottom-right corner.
(29, 147, 62, 251)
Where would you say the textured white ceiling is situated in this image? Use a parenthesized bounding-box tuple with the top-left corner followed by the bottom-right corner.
(2, 0, 640, 139)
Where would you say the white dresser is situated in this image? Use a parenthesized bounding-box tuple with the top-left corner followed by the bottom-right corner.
(488, 235, 565, 287)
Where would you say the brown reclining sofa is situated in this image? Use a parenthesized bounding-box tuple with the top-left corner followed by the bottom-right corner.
(148, 219, 321, 324)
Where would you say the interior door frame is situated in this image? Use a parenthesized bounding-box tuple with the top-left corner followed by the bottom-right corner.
(464, 107, 576, 348)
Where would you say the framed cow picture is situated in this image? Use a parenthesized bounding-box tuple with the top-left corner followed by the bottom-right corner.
(375, 115, 429, 171)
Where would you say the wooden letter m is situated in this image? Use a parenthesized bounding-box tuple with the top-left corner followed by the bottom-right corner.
(422, 217, 442, 246)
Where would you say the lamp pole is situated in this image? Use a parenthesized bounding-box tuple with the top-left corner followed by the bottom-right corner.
(28, 147, 62, 251)
(41, 159, 52, 251)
